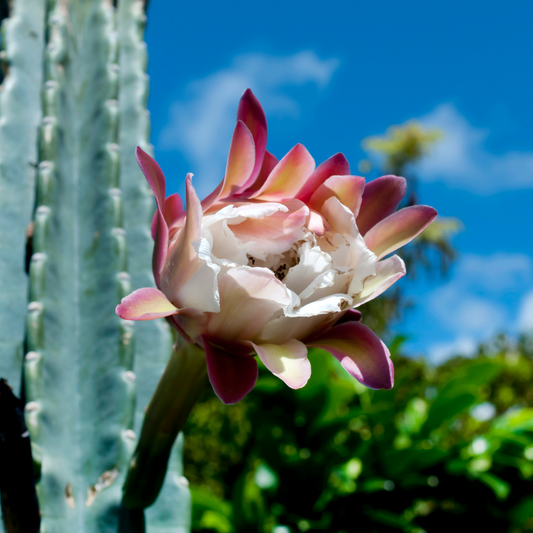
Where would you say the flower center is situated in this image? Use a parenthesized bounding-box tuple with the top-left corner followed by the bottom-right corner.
(247, 240, 304, 282)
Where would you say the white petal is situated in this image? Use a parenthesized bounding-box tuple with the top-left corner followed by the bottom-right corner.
(178, 237, 221, 313)
(353, 255, 406, 307)
(259, 313, 337, 346)
(283, 240, 333, 296)
(286, 293, 353, 318)
(299, 268, 353, 304)
(320, 196, 358, 238)
(346, 235, 378, 297)
(205, 266, 292, 342)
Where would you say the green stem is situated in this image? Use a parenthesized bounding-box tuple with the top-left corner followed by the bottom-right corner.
(122, 336, 208, 509)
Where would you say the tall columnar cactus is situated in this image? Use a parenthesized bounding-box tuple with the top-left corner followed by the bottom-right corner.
(0, 1, 190, 531)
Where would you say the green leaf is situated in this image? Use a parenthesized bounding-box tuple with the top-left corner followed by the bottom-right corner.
(478, 472, 510, 500)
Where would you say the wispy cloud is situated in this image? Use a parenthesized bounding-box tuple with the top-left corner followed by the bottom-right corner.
(158, 51, 340, 199)
(416, 104, 533, 194)
(427, 253, 533, 362)
(429, 337, 477, 366)
(519, 290, 533, 333)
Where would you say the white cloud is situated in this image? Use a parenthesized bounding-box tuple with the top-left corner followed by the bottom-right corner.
(429, 336, 477, 365)
(158, 51, 340, 199)
(519, 290, 533, 332)
(426, 253, 533, 361)
(459, 253, 533, 292)
(416, 104, 533, 194)
(429, 252, 532, 331)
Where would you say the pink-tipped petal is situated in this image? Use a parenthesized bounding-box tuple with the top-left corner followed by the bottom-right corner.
(164, 193, 184, 226)
(309, 175, 365, 215)
(364, 205, 438, 259)
(356, 175, 407, 236)
(203, 121, 256, 211)
(296, 153, 351, 204)
(204, 337, 258, 404)
(219, 120, 256, 199)
(116, 288, 179, 321)
(160, 175, 203, 300)
(137, 147, 169, 284)
(240, 150, 278, 196)
(252, 339, 311, 389)
(136, 147, 166, 208)
(252, 144, 315, 201)
(308, 322, 394, 390)
(237, 89, 268, 189)
(151, 193, 184, 239)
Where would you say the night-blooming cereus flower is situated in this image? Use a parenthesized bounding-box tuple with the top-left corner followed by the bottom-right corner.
(116, 89, 437, 404)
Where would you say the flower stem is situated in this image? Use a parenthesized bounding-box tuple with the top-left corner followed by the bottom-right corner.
(122, 335, 208, 509)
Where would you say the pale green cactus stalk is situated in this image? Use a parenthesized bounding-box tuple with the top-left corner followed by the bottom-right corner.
(117, 1, 190, 530)
(0, 0, 190, 531)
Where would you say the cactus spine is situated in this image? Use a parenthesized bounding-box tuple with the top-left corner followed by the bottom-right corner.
(0, 0, 191, 531)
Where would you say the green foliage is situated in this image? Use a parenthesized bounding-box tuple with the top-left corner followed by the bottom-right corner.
(187, 336, 533, 533)
(360, 121, 462, 339)
(0, 0, 189, 531)
(363, 121, 461, 278)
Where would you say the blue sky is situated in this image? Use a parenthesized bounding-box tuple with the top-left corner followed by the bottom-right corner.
(145, 0, 533, 363)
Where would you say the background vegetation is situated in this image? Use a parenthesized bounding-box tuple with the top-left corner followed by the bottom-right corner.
(184, 124, 533, 533)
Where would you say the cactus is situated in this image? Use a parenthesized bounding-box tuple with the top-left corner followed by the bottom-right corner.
(0, 0, 190, 531)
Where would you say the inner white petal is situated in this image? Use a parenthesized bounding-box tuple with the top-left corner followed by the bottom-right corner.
(283, 240, 333, 295)
(200, 202, 289, 267)
(299, 268, 353, 304)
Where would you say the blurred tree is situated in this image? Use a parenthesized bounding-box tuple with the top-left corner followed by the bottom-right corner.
(362, 122, 461, 279)
(361, 122, 461, 336)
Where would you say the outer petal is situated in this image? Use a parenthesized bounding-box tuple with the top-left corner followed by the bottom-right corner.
(334, 309, 362, 325)
(151, 193, 184, 239)
(116, 288, 179, 321)
(308, 322, 394, 390)
(353, 255, 406, 306)
(203, 121, 256, 211)
(309, 175, 365, 215)
(252, 144, 315, 201)
(240, 150, 278, 196)
(364, 205, 438, 259)
(296, 153, 351, 204)
(252, 340, 311, 389)
(136, 147, 166, 208)
(237, 88, 268, 189)
(204, 337, 258, 404)
(205, 266, 292, 342)
(136, 147, 168, 284)
(356, 175, 406, 236)
(160, 175, 202, 300)
(221, 120, 255, 198)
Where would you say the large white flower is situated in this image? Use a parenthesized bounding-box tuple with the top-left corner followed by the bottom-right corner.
(117, 89, 437, 404)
